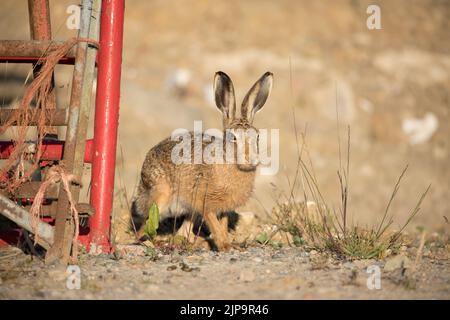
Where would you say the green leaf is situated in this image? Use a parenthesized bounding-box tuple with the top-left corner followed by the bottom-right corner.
(293, 235, 305, 247)
(145, 247, 158, 260)
(270, 241, 282, 249)
(255, 232, 269, 244)
(143, 202, 160, 238)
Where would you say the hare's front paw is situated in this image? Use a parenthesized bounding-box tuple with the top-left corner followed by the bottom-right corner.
(214, 238, 231, 252)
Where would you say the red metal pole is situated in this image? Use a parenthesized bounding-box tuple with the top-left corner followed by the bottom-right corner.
(28, 0, 52, 41)
(28, 0, 58, 137)
(89, 0, 125, 252)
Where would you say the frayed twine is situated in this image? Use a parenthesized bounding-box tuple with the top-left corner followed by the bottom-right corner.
(29, 165, 81, 263)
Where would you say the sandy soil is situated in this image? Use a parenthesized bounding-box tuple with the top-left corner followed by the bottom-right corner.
(1, 239, 449, 299)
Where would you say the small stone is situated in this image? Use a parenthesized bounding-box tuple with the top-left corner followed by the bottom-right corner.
(342, 262, 355, 269)
(309, 250, 318, 255)
(271, 252, 284, 259)
(186, 255, 203, 263)
(298, 251, 310, 258)
(248, 247, 262, 254)
(202, 252, 211, 258)
(238, 211, 255, 225)
(47, 265, 67, 281)
(169, 256, 181, 263)
(296, 257, 309, 264)
(167, 265, 177, 271)
(384, 255, 413, 272)
(180, 262, 199, 272)
(345, 269, 359, 285)
(239, 270, 256, 282)
(34, 290, 45, 298)
(353, 259, 376, 269)
(253, 257, 263, 263)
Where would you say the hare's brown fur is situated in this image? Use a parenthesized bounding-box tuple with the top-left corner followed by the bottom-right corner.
(132, 71, 273, 250)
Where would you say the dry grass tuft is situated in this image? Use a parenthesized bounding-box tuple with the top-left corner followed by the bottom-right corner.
(271, 122, 430, 260)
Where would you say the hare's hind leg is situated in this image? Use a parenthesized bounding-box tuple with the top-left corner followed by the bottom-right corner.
(204, 211, 230, 251)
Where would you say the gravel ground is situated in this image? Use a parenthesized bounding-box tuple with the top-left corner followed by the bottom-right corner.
(1, 243, 449, 300)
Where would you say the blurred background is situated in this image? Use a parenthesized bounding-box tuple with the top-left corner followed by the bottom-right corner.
(1, 0, 449, 239)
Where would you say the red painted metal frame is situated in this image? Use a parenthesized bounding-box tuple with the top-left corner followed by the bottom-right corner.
(28, 0, 52, 41)
(0, 1, 125, 253)
(88, 0, 125, 252)
(0, 140, 94, 163)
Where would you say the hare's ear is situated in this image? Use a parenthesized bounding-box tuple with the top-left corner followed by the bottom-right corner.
(241, 72, 273, 123)
(214, 71, 236, 125)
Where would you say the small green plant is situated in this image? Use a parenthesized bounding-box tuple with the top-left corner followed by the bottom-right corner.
(171, 234, 191, 248)
(144, 246, 158, 260)
(255, 232, 269, 245)
(292, 235, 306, 247)
(334, 227, 390, 259)
(143, 202, 160, 238)
(255, 232, 283, 249)
(270, 241, 283, 249)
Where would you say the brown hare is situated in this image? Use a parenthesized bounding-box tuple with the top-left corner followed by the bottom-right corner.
(132, 71, 273, 250)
